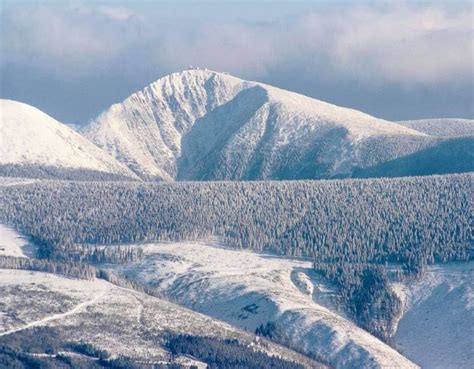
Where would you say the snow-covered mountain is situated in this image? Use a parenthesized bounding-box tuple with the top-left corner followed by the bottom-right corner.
(0, 99, 138, 180)
(4, 73, 471, 182)
(84, 69, 440, 181)
(397, 118, 474, 138)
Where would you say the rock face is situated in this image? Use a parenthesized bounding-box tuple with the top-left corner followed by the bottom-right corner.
(0, 99, 138, 180)
(84, 69, 438, 181)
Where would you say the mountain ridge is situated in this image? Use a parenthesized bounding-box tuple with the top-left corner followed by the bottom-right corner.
(2, 70, 472, 182)
(396, 118, 474, 138)
(0, 99, 139, 180)
(84, 69, 444, 181)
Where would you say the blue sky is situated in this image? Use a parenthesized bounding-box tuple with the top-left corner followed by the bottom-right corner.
(1, 0, 472, 124)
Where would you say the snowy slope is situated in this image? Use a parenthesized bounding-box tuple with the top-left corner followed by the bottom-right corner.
(393, 262, 473, 369)
(0, 99, 138, 179)
(84, 69, 435, 180)
(0, 269, 323, 368)
(353, 136, 474, 177)
(397, 118, 474, 138)
(0, 224, 36, 258)
(84, 70, 251, 180)
(111, 241, 418, 369)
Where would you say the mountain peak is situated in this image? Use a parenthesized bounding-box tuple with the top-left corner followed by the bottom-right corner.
(83, 74, 440, 181)
(0, 99, 138, 180)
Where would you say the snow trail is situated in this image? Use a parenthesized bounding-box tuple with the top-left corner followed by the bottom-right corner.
(0, 284, 108, 337)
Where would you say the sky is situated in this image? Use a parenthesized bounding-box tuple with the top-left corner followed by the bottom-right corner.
(1, 0, 473, 124)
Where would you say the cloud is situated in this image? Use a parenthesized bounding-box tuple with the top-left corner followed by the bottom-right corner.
(1, 4, 142, 77)
(326, 4, 473, 84)
(1, 1, 472, 122)
(2, 2, 471, 84)
(97, 6, 136, 21)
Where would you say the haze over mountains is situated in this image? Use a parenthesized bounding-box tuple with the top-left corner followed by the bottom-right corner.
(1, 69, 473, 181)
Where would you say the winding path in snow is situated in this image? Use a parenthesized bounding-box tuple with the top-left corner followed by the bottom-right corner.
(0, 285, 108, 337)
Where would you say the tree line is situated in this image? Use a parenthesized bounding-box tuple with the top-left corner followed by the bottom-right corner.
(0, 256, 155, 297)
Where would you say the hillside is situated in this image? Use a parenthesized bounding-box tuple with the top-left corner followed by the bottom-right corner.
(111, 241, 419, 369)
(397, 118, 474, 137)
(0, 175, 470, 368)
(0, 99, 138, 180)
(393, 262, 473, 369)
(354, 136, 474, 177)
(84, 69, 441, 180)
(0, 268, 323, 369)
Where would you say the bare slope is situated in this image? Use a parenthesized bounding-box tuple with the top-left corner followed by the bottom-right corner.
(393, 262, 474, 369)
(84, 69, 434, 180)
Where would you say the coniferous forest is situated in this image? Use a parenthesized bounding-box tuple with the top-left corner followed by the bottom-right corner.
(1, 174, 470, 267)
(1, 173, 471, 342)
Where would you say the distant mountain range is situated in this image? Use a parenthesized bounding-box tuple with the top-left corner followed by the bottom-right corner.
(1, 70, 473, 181)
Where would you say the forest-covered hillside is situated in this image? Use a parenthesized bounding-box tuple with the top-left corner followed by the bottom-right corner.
(0, 174, 471, 269)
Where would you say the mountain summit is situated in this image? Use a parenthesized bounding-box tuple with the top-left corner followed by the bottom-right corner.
(0, 99, 138, 180)
(84, 69, 449, 180)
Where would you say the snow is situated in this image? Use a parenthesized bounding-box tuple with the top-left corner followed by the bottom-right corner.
(84, 69, 434, 180)
(393, 261, 474, 369)
(397, 118, 474, 137)
(0, 224, 36, 258)
(0, 279, 108, 337)
(84, 70, 250, 179)
(0, 269, 324, 368)
(112, 241, 418, 369)
(0, 99, 138, 179)
(0, 177, 38, 187)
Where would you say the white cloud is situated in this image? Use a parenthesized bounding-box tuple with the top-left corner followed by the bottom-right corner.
(326, 4, 473, 83)
(97, 6, 136, 21)
(1, 2, 472, 85)
(1, 4, 141, 76)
